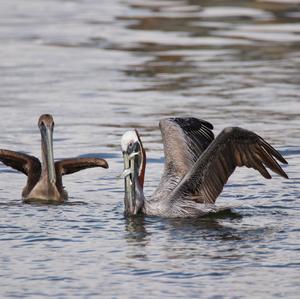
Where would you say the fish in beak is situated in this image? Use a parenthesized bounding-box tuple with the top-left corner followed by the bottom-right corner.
(121, 130, 146, 216)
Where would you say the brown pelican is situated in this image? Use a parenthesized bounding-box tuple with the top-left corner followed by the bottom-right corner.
(0, 114, 108, 203)
(121, 117, 288, 217)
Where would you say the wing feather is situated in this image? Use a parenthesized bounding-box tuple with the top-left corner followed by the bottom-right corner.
(0, 149, 41, 193)
(153, 117, 214, 198)
(170, 127, 288, 204)
(0, 149, 41, 176)
(55, 157, 108, 176)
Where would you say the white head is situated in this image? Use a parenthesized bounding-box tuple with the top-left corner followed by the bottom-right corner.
(121, 130, 140, 153)
(121, 129, 146, 216)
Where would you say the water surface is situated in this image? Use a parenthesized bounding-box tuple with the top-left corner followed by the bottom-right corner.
(0, 0, 299, 298)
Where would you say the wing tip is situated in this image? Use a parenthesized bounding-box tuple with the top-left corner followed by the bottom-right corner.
(281, 157, 288, 165)
(281, 171, 289, 179)
(97, 158, 109, 169)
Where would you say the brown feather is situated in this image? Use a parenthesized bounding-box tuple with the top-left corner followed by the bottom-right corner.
(56, 158, 108, 176)
(170, 127, 288, 205)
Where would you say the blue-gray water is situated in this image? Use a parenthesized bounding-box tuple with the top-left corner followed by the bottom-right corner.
(0, 0, 299, 298)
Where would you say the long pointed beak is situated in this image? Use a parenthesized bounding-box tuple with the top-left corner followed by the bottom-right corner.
(42, 125, 56, 184)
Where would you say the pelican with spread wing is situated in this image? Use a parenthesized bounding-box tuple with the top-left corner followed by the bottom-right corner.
(0, 114, 108, 203)
(121, 117, 288, 217)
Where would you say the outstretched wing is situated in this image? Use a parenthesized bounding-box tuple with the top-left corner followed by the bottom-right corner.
(170, 127, 288, 204)
(0, 149, 41, 187)
(55, 157, 108, 176)
(153, 117, 214, 197)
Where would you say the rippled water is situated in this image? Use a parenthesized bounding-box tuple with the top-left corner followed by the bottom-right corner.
(0, 0, 299, 298)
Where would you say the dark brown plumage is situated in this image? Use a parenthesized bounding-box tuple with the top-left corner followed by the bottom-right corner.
(170, 126, 288, 206)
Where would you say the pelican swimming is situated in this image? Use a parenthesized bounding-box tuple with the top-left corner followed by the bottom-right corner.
(121, 117, 288, 217)
(0, 114, 108, 203)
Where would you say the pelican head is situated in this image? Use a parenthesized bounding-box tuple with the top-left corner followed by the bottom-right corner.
(38, 114, 56, 184)
(121, 130, 146, 216)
